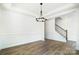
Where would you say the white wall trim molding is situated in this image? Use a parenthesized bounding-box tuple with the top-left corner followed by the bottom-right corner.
(0, 33, 44, 50)
(46, 32, 66, 42)
(2, 4, 37, 18)
(47, 8, 77, 19)
(43, 4, 76, 17)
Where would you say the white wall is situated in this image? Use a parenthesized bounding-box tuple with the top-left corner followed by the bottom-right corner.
(55, 17, 67, 30)
(46, 8, 79, 50)
(65, 11, 78, 42)
(0, 7, 44, 49)
(45, 18, 66, 42)
(66, 9, 79, 50)
(57, 9, 79, 42)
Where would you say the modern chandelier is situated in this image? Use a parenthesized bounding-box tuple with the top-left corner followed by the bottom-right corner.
(36, 3, 47, 22)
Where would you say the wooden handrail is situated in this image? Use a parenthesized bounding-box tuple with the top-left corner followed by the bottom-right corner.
(55, 24, 68, 42)
(55, 24, 66, 31)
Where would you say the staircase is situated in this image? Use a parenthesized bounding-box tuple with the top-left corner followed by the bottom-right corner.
(55, 24, 76, 54)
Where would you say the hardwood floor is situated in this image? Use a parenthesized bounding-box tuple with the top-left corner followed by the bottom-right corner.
(0, 39, 76, 55)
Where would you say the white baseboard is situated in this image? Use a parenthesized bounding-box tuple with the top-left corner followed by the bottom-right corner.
(46, 32, 66, 42)
(0, 33, 44, 49)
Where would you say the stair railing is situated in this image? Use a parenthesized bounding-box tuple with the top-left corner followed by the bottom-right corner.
(55, 24, 68, 42)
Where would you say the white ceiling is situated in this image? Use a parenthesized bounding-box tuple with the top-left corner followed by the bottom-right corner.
(1, 3, 78, 18)
(41, 3, 74, 15)
(12, 3, 40, 16)
(12, 3, 76, 15)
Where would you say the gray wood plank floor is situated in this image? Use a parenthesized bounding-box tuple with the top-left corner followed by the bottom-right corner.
(0, 39, 76, 55)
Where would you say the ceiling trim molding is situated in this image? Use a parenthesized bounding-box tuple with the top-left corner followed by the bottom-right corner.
(46, 8, 77, 19)
(43, 4, 77, 18)
(2, 4, 37, 18)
